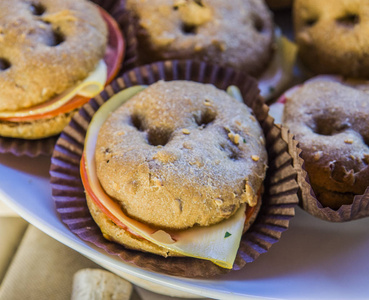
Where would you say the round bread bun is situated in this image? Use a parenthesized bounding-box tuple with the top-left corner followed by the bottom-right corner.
(95, 81, 268, 231)
(0, 110, 76, 139)
(126, 0, 274, 77)
(0, 0, 107, 112)
(283, 79, 369, 209)
(294, 0, 369, 78)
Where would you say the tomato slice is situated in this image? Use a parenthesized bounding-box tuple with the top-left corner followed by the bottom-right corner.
(80, 153, 142, 237)
(1, 7, 125, 122)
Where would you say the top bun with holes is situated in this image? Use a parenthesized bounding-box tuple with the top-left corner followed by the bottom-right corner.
(126, 0, 274, 77)
(0, 0, 107, 139)
(294, 0, 369, 78)
(283, 79, 369, 209)
(94, 81, 268, 231)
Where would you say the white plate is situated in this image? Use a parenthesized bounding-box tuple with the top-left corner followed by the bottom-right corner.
(1, 153, 369, 300)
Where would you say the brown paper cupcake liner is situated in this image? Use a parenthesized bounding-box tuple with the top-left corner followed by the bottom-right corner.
(0, 136, 58, 157)
(93, 0, 138, 74)
(0, 0, 136, 157)
(294, 138, 369, 222)
(50, 60, 299, 278)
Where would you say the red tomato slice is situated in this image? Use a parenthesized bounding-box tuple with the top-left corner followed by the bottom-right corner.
(80, 153, 143, 238)
(1, 7, 125, 122)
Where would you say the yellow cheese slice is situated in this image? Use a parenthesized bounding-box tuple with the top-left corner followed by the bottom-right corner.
(258, 28, 297, 100)
(83, 86, 247, 269)
(227, 85, 244, 103)
(0, 60, 107, 118)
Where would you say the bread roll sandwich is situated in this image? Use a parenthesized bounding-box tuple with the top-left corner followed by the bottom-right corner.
(281, 77, 369, 210)
(80, 80, 268, 268)
(0, 0, 124, 140)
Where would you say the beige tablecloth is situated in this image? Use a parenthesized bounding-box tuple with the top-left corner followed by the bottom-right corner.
(0, 200, 207, 300)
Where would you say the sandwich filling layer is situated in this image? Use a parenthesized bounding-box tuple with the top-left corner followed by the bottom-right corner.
(0, 60, 107, 120)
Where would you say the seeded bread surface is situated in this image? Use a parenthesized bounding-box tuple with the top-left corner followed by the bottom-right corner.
(294, 0, 369, 78)
(126, 0, 274, 76)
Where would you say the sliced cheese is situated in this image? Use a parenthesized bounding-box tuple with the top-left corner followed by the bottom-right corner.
(227, 85, 243, 103)
(0, 60, 107, 118)
(258, 28, 297, 100)
(83, 86, 247, 269)
(159, 204, 245, 269)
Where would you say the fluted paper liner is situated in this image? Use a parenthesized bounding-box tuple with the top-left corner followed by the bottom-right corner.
(50, 60, 299, 278)
(291, 135, 369, 222)
(0, 0, 136, 157)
